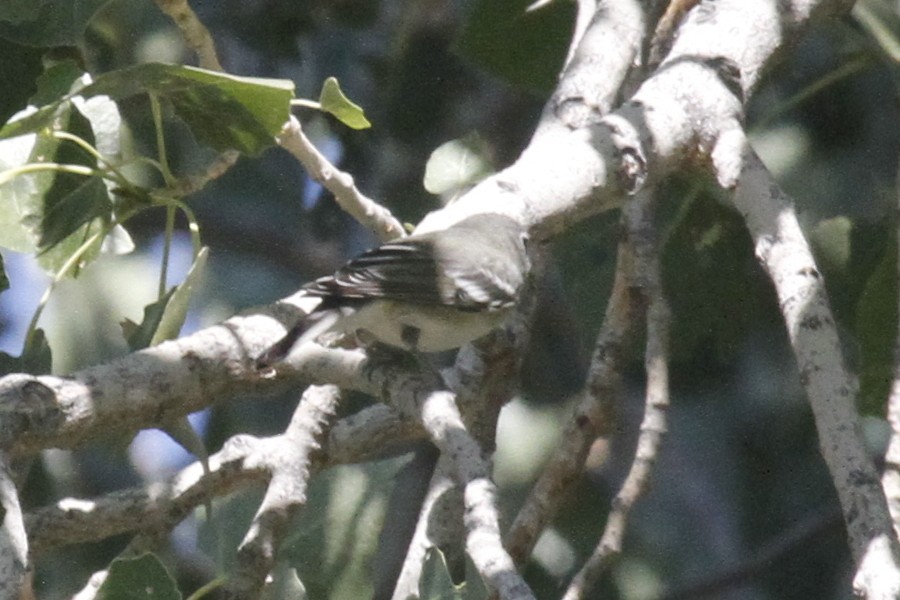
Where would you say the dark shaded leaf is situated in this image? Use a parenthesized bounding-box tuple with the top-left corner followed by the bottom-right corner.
(0, 325, 51, 376)
(22, 328, 52, 375)
(455, 0, 574, 95)
(856, 227, 896, 415)
(39, 175, 111, 249)
(661, 187, 777, 368)
(0, 0, 41, 24)
(0, 0, 113, 47)
(0, 37, 43, 125)
(95, 553, 181, 600)
(122, 287, 178, 352)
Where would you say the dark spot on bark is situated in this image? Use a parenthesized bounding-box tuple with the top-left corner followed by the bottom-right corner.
(497, 178, 519, 194)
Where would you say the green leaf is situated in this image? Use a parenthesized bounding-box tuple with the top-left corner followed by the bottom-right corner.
(0, 326, 55, 376)
(122, 287, 178, 352)
(2, 64, 294, 155)
(0, 0, 113, 47)
(318, 77, 371, 130)
(31, 60, 86, 106)
(455, 0, 575, 95)
(0, 60, 85, 142)
(121, 247, 209, 351)
(95, 553, 181, 600)
(83, 63, 295, 155)
(36, 217, 105, 274)
(0, 66, 93, 253)
(0, 352, 19, 376)
(0, 63, 121, 271)
(151, 246, 209, 346)
(423, 132, 493, 196)
(420, 548, 464, 600)
(39, 175, 111, 249)
(856, 228, 897, 416)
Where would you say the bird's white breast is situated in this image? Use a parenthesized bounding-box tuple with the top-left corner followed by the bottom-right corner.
(334, 300, 510, 352)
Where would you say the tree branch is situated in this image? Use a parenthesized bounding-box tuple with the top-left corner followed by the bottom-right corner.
(712, 130, 900, 598)
(26, 401, 423, 555)
(227, 385, 342, 598)
(562, 190, 671, 599)
(277, 117, 407, 242)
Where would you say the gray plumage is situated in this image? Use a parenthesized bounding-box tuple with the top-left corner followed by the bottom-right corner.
(256, 213, 529, 367)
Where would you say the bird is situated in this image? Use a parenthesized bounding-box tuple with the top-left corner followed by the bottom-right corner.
(256, 213, 530, 369)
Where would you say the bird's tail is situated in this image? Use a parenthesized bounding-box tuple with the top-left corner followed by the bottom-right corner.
(255, 309, 342, 370)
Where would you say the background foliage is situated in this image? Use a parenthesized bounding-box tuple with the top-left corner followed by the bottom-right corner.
(0, 0, 898, 598)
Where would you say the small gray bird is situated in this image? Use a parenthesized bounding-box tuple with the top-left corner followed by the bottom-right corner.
(256, 213, 529, 368)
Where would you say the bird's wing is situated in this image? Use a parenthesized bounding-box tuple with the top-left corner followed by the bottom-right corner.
(304, 238, 512, 310)
(304, 240, 448, 304)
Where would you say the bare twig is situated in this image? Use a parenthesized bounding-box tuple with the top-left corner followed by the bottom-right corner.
(26, 402, 422, 555)
(227, 385, 342, 598)
(153, 0, 223, 71)
(713, 130, 900, 598)
(505, 228, 642, 565)
(277, 117, 406, 242)
(648, 0, 701, 67)
(562, 192, 671, 599)
(387, 384, 534, 600)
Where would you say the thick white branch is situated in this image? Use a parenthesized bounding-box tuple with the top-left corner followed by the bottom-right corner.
(714, 129, 900, 598)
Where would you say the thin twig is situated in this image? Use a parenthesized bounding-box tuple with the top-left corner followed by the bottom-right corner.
(277, 116, 406, 242)
(153, 0, 223, 71)
(388, 385, 535, 600)
(26, 402, 422, 555)
(562, 192, 671, 599)
(227, 385, 342, 598)
(505, 231, 642, 565)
